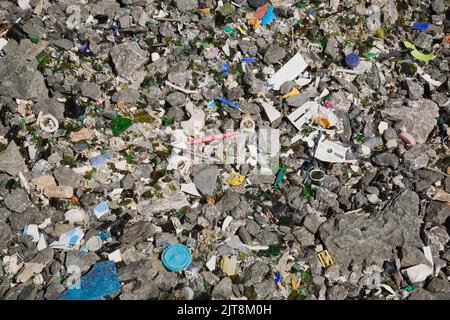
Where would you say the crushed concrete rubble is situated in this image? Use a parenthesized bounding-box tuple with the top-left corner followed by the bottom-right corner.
(0, 0, 449, 301)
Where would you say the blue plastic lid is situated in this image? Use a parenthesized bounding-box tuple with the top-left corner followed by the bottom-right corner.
(345, 53, 360, 68)
(161, 244, 192, 272)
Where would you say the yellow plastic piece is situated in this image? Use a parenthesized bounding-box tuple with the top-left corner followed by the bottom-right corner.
(282, 88, 300, 100)
(291, 277, 298, 290)
(404, 41, 434, 62)
(228, 175, 245, 186)
(248, 17, 260, 29)
(237, 25, 247, 35)
(317, 250, 334, 268)
(314, 116, 331, 129)
(199, 8, 211, 14)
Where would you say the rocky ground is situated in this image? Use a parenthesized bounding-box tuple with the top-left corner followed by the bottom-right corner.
(0, 0, 450, 300)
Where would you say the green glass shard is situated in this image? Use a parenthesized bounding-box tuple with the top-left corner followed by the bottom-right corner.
(28, 34, 39, 44)
(162, 116, 174, 126)
(111, 115, 133, 135)
(301, 185, 312, 198)
(133, 110, 154, 123)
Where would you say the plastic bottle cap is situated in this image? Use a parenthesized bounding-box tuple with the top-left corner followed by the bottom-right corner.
(86, 236, 103, 252)
(161, 244, 192, 272)
(345, 53, 360, 68)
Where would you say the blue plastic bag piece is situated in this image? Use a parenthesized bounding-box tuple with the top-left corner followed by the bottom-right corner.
(221, 62, 229, 77)
(79, 246, 88, 253)
(217, 97, 242, 111)
(241, 57, 256, 63)
(90, 151, 113, 168)
(261, 5, 276, 26)
(58, 261, 121, 300)
(412, 22, 428, 30)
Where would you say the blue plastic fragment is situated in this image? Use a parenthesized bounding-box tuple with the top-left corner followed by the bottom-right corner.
(112, 23, 118, 36)
(96, 232, 111, 240)
(412, 22, 429, 30)
(58, 261, 121, 300)
(345, 53, 360, 68)
(79, 246, 88, 253)
(90, 151, 114, 168)
(241, 57, 256, 63)
(261, 5, 276, 26)
(161, 244, 192, 272)
(221, 62, 229, 77)
(78, 44, 90, 52)
(217, 97, 242, 111)
(274, 271, 281, 284)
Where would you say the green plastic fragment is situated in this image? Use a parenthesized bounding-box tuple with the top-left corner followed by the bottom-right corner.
(403, 41, 434, 62)
(218, 3, 235, 16)
(133, 110, 154, 123)
(404, 285, 414, 292)
(111, 115, 133, 135)
(162, 116, 174, 126)
(18, 118, 26, 127)
(224, 25, 233, 33)
(260, 243, 281, 257)
(274, 166, 286, 189)
(28, 34, 39, 44)
(300, 185, 312, 198)
(356, 133, 365, 142)
(298, 287, 309, 297)
(36, 51, 46, 63)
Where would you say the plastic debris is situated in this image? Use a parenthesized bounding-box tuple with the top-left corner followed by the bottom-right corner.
(93, 201, 109, 219)
(161, 244, 192, 272)
(221, 256, 237, 276)
(404, 41, 434, 62)
(412, 22, 429, 30)
(317, 250, 334, 268)
(267, 53, 308, 90)
(50, 227, 84, 250)
(58, 261, 121, 300)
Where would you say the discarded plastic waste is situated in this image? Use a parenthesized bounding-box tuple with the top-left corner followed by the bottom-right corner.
(111, 115, 133, 135)
(94, 201, 109, 219)
(345, 53, 360, 68)
(267, 53, 308, 90)
(317, 250, 334, 268)
(86, 236, 103, 252)
(161, 244, 192, 272)
(309, 169, 325, 186)
(58, 261, 121, 300)
(412, 22, 429, 30)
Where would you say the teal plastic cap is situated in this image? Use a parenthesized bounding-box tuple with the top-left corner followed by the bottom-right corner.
(161, 244, 192, 272)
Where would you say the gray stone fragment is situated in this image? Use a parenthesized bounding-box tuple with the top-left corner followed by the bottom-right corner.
(0, 141, 27, 176)
(193, 165, 219, 196)
(110, 42, 149, 81)
(4, 188, 32, 213)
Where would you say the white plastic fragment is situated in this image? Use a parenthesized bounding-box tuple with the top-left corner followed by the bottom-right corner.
(0, 38, 8, 51)
(315, 139, 356, 164)
(378, 121, 389, 134)
(165, 80, 199, 94)
(206, 255, 217, 271)
(254, 99, 282, 123)
(287, 101, 321, 130)
(108, 249, 123, 263)
(37, 233, 47, 251)
(402, 264, 433, 283)
(50, 227, 84, 250)
(93, 201, 109, 219)
(86, 236, 102, 252)
(64, 209, 88, 224)
(37, 112, 59, 133)
(222, 216, 233, 232)
(23, 224, 40, 242)
(18, 0, 32, 10)
(267, 53, 308, 90)
(181, 183, 201, 197)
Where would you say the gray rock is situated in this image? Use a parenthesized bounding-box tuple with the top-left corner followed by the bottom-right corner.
(264, 45, 286, 64)
(253, 279, 276, 299)
(427, 277, 450, 293)
(325, 37, 340, 60)
(0, 141, 27, 176)
(212, 277, 233, 299)
(193, 165, 219, 196)
(174, 0, 199, 13)
(406, 79, 424, 100)
(0, 41, 47, 100)
(319, 190, 423, 271)
(403, 145, 436, 171)
(33, 98, 65, 123)
(54, 167, 81, 188)
(154, 270, 177, 291)
(326, 284, 349, 300)
(293, 227, 315, 246)
(256, 230, 278, 246)
(112, 88, 140, 104)
(8, 208, 46, 231)
(120, 281, 160, 300)
(110, 42, 149, 81)
(4, 188, 32, 213)
(120, 221, 155, 245)
(165, 91, 186, 107)
(372, 152, 399, 169)
(117, 259, 160, 282)
(244, 261, 270, 286)
(0, 222, 12, 249)
(414, 32, 433, 51)
(401, 245, 432, 268)
(303, 213, 322, 234)
(238, 226, 252, 245)
(246, 220, 261, 237)
(79, 81, 102, 100)
(44, 282, 66, 300)
(65, 251, 100, 274)
(432, 0, 447, 13)
(381, 99, 440, 144)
